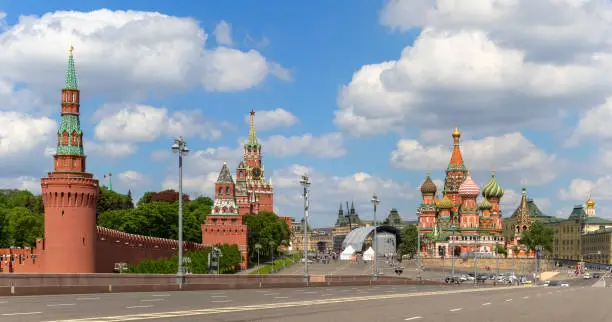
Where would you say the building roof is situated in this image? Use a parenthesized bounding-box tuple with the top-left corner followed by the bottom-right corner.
(420, 174, 437, 194)
(246, 110, 260, 147)
(447, 128, 466, 171)
(566, 205, 612, 224)
(216, 162, 234, 184)
(341, 225, 402, 252)
(458, 171, 480, 197)
(65, 46, 78, 89)
(482, 172, 504, 198)
(507, 191, 563, 223)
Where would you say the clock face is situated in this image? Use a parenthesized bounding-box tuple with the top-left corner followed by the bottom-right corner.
(252, 167, 262, 178)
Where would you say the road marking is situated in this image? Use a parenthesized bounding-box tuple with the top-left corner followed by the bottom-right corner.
(41, 285, 528, 322)
(556, 290, 561, 293)
(126, 305, 154, 309)
(547, 292, 552, 294)
(385, 290, 395, 293)
(450, 308, 462, 312)
(2, 312, 42, 316)
(275, 297, 289, 299)
(141, 299, 164, 302)
(0, 301, 7, 304)
(47, 303, 76, 307)
(405, 317, 422, 321)
(304, 291, 317, 294)
(211, 300, 232, 303)
(77, 297, 100, 300)
(522, 296, 529, 299)
(211, 295, 228, 298)
(151, 294, 170, 297)
(505, 299, 512, 302)
(263, 293, 279, 296)
(482, 302, 491, 306)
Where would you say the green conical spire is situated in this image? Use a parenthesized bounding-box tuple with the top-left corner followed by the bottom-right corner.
(246, 110, 260, 147)
(65, 46, 78, 90)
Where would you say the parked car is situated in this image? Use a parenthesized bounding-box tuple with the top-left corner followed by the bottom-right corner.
(593, 273, 601, 279)
(583, 273, 592, 279)
(560, 281, 569, 287)
(548, 281, 560, 287)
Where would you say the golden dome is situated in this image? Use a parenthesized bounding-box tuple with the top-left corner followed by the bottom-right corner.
(452, 127, 461, 138)
(586, 195, 595, 208)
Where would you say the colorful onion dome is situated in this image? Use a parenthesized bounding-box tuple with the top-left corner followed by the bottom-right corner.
(479, 198, 492, 210)
(420, 175, 437, 194)
(458, 171, 480, 197)
(482, 173, 504, 198)
(437, 195, 454, 209)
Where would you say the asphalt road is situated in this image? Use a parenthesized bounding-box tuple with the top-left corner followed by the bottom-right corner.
(0, 281, 602, 321)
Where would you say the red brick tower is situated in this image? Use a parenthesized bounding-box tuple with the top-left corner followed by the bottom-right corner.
(235, 110, 274, 215)
(201, 162, 248, 269)
(40, 46, 100, 273)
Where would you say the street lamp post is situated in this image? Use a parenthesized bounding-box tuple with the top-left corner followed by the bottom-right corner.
(416, 211, 422, 281)
(254, 243, 262, 277)
(171, 136, 190, 285)
(450, 225, 456, 277)
(269, 241, 276, 273)
(371, 193, 380, 280)
(535, 245, 542, 284)
(300, 174, 311, 285)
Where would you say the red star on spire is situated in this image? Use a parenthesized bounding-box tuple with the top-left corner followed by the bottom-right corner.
(250, 109, 256, 116)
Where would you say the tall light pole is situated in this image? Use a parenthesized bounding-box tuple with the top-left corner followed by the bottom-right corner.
(416, 211, 422, 280)
(450, 225, 456, 277)
(171, 136, 190, 285)
(300, 174, 311, 285)
(371, 193, 380, 280)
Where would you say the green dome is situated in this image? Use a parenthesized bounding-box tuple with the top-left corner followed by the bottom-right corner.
(482, 173, 504, 198)
(479, 198, 492, 210)
(436, 195, 454, 209)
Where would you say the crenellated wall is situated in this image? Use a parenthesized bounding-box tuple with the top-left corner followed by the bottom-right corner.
(1, 227, 207, 274)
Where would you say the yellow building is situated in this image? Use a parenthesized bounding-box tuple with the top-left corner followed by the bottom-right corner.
(581, 228, 612, 266)
(556, 196, 612, 262)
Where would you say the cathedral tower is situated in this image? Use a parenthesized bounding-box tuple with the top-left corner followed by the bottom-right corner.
(41, 47, 100, 273)
(443, 128, 468, 213)
(458, 171, 480, 232)
(586, 194, 596, 217)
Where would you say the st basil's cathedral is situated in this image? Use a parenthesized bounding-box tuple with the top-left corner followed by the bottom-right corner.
(417, 128, 505, 258)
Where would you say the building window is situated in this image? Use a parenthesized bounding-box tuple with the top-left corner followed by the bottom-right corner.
(226, 187, 230, 195)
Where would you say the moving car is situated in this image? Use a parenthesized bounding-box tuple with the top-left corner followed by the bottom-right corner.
(560, 281, 569, 287)
(583, 273, 592, 279)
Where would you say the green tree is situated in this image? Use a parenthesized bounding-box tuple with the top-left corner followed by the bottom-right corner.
(243, 211, 289, 261)
(519, 221, 554, 254)
(4, 207, 43, 247)
(97, 187, 134, 218)
(398, 224, 418, 258)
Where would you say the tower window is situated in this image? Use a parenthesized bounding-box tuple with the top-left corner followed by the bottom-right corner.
(226, 187, 230, 194)
(61, 210, 64, 216)
(218, 187, 222, 195)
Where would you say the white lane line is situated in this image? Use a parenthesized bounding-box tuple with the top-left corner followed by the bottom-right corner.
(0, 301, 7, 304)
(2, 312, 42, 316)
(385, 290, 395, 293)
(126, 305, 154, 309)
(77, 297, 100, 300)
(556, 290, 561, 293)
(263, 293, 279, 296)
(47, 303, 76, 307)
(405, 317, 422, 321)
(304, 291, 317, 294)
(449, 308, 463, 312)
(482, 302, 491, 306)
(522, 296, 529, 299)
(505, 299, 513, 302)
(211, 296, 228, 298)
(211, 300, 232, 303)
(152, 294, 170, 297)
(141, 299, 164, 302)
(275, 297, 289, 299)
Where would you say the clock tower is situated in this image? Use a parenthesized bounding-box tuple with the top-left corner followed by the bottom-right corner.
(235, 110, 274, 215)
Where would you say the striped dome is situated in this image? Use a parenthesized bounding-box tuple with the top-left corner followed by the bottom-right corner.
(478, 198, 492, 210)
(436, 195, 454, 209)
(420, 175, 437, 194)
(458, 172, 480, 197)
(482, 173, 504, 198)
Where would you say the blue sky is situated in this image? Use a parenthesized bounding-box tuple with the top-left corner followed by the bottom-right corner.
(1, 0, 612, 227)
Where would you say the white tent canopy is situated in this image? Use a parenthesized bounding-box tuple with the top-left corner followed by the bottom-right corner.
(340, 245, 356, 260)
(363, 246, 375, 261)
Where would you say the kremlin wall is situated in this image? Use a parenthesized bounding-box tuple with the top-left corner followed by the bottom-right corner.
(0, 47, 288, 274)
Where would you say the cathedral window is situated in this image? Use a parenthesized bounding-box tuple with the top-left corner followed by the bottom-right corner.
(218, 187, 222, 195)
(62, 132, 69, 145)
(226, 187, 230, 195)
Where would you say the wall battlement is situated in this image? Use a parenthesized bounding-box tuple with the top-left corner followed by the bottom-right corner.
(96, 226, 205, 251)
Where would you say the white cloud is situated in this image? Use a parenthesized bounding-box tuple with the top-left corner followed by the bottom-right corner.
(0, 9, 290, 110)
(568, 98, 612, 145)
(245, 108, 298, 131)
(390, 132, 559, 185)
(85, 141, 137, 159)
(150, 150, 171, 162)
(262, 133, 346, 158)
(214, 20, 233, 46)
(0, 176, 43, 194)
(336, 1, 612, 137)
(559, 177, 612, 201)
(93, 103, 221, 143)
(269, 164, 416, 225)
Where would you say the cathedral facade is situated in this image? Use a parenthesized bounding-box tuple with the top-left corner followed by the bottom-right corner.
(417, 128, 505, 258)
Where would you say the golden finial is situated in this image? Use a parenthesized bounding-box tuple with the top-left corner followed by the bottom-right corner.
(69, 45, 74, 56)
(452, 127, 461, 138)
(586, 193, 595, 208)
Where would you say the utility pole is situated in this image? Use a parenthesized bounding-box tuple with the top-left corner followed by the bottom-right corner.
(416, 211, 422, 281)
(450, 225, 456, 277)
(371, 193, 380, 280)
(171, 137, 189, 285)
(300, 174, 311, 285)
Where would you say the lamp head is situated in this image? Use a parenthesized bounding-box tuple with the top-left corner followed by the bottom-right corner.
(171, 143, 180, 152)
